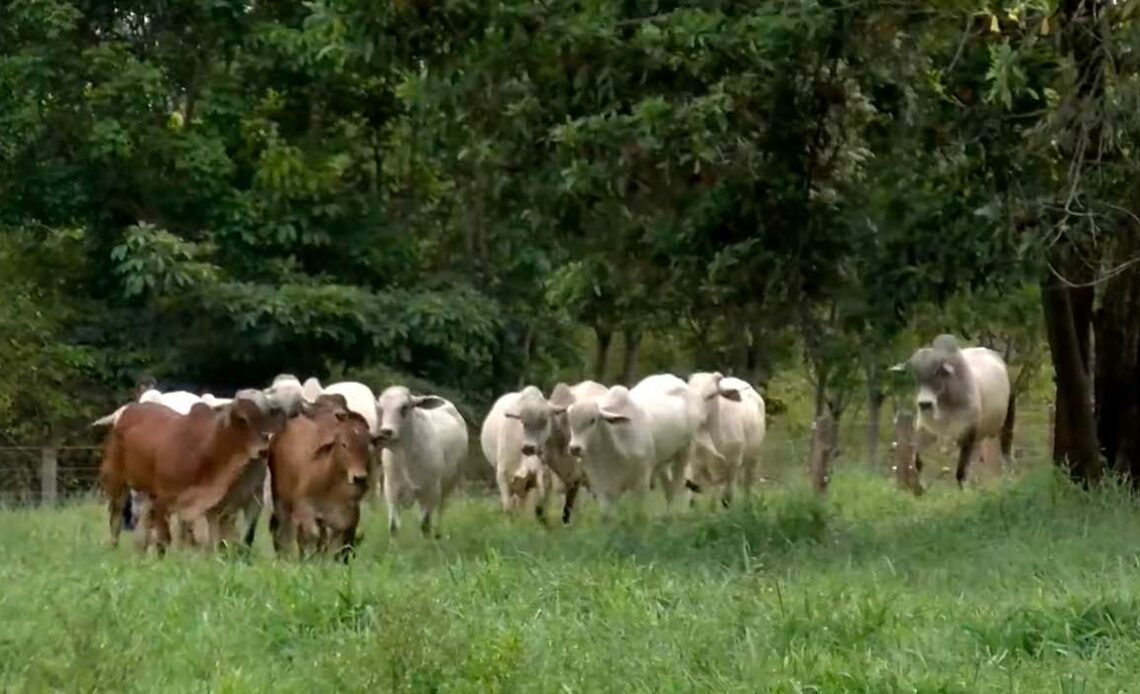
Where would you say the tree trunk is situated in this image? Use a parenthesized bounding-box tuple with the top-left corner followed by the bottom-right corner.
(812, 363, 828, 419)
(1094, 233, 1140, 483)
(592, 324, 613, 382)
(1041, 267, 1102, 485)
(620, 329, 642, 386)
(865, 361, 884, 467)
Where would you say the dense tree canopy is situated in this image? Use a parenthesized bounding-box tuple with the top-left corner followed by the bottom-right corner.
(2, 0, 1138, 483)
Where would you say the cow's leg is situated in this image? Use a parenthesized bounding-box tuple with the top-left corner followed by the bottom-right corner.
(741, 450, 760, 502)
(914, 427, 937, 491)
(387, 504, 400, 536)
(365, 453, 383, 509)
(496, 470, 514, 514)
(269, 506, 287, 557)
(121, 492, 136, 532)
(665, 452, 688, 513)
(420, 486, 443, 539)
(384, 468, 401, 536)
(106, 488, 129, 549)
(534, 467, 552, 526)
(721, 453, 742, 509)
(151, 504, 172, 558)
(334, 507, 361, 563)
(562, 478, 581, 525)
(955, 429, 980, 490)
(133, 496, 155, 554)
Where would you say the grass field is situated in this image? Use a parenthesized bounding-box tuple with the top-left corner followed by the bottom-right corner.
(2, 464, 1139, 693)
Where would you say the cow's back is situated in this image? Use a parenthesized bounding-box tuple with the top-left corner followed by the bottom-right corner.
(112, 403, 189, 491)
(631, 376, 694, 464)
(480, 392, 521, 471)
(424, 402, 468, 492)
(962, 347, 1011, 438)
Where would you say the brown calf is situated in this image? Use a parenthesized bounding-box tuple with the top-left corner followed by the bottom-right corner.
(267, 395, 372, 562)
(99, 390, 286, 556)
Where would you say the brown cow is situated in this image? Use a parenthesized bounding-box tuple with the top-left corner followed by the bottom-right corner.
(267, 394, 372, 562)
(99, 389, 286, 556)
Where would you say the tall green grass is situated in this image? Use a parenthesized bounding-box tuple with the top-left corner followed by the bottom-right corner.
(2, 467, 1138, 692)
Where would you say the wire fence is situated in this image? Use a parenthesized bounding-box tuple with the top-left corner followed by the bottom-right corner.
(0, 406, 1056, 508)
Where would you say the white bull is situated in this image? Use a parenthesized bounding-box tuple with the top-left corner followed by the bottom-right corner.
(374, 386, 468, 538)
(480, 380, 606, 525)
(896, 334, 1014, 489)
(685, 372, 766, 508)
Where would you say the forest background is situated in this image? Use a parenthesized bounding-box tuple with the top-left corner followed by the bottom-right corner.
(2, 0, 1138, 486)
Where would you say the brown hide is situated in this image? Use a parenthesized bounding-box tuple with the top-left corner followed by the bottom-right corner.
(268, 402, 371, 559)
(99, 399, 285, 553)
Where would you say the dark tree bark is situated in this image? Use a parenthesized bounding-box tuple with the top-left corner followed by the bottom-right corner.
(592, 324, 613, 382)
(620, 329, 642, 386)
(865, 361, 884, 467)
(1040, 0, 1107, 486)
(1094, 231, 1140, 483)
(1041, 265, 1102, 485)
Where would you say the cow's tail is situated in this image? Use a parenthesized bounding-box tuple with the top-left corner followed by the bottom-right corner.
(91, 405, 126, 428)
(1000, 392, 1016, 459)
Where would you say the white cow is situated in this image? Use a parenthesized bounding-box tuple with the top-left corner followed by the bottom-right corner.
(896, 334, 1013, 489)
(628, 373, 701, 512)
(685, 372, 766, 508)
(566, 385, 655, 517)
(90, 389, 211, 427)
(480, 380, 606, 525)
(374, 385, 468, 538)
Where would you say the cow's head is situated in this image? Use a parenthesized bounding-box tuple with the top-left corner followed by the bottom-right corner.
(227, 389, 288, 456)
(312, 400, 372, 498)
(373, 386, 449, 447)
(503, 386, 556, 458)
(262, 374, 306, 418)
(566, 386, 634, 459)
(901, 334, 971, 421)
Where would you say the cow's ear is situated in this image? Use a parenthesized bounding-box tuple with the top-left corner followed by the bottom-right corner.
(939, 362, 955, 377)
(718, 387, 743, 402)
(503, 411, 521, 420)
(315, 440, 335, 457)
(412, 395, 448, 410)
(224, 402, 250, 427)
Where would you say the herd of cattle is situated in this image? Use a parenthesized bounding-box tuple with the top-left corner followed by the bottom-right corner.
(91, 333, 1015, 561)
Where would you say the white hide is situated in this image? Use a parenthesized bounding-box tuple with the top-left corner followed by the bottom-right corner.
(375, 386, 468, 538)
(916, 347, 1011, 443)
(263, 374, 306, 417)
(480, 388, 547, 513)
(685, 372, 766, 506)
(301, 378, 380, 436)
(627, 373, 701, 510)
(90, 389, 217, 428)
(566, 385, 655, 516)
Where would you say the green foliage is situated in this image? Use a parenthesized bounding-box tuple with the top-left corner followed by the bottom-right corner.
(1, 0, 1131, 443)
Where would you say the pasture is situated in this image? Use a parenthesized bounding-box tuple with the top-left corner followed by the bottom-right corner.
(3, 464, 1139, 692)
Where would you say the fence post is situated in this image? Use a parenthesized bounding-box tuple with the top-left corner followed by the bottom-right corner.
(809, 414, 834, 495)
(40, 445, 59, 506)
(892, 412, 923, 496)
